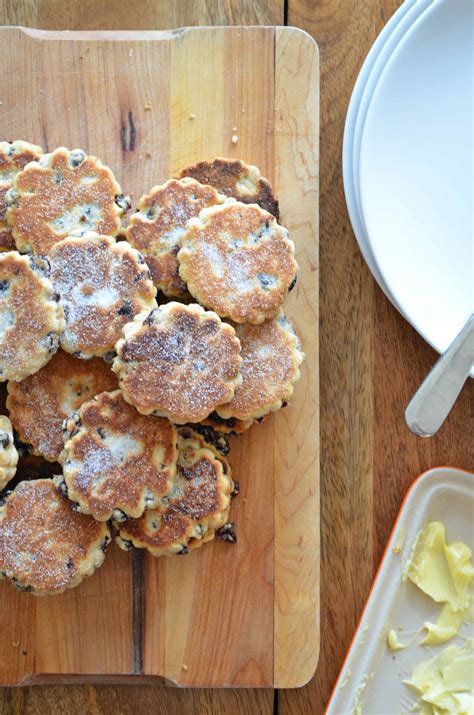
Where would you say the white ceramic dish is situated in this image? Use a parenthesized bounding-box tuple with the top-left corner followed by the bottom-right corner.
(359, 0, 474, 357)
(326, 467, 474, 715)
(343, 0, 432, 308)
(349, 0, 435, 310)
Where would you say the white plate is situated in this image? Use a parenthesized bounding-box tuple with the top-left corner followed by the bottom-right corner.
(348, 0, 435, 309)
(326, 467, 474, 715)
(359, 0, 474, 356)
(343, 0, 432, 308)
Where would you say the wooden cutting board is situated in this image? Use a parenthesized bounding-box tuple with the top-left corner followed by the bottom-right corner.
(0, 25, 319, 689)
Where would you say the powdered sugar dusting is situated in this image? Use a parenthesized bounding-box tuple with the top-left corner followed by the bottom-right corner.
(0, 141, 43, 232)
(178, 201, 297, 324)
(113, 303, 242, 424)
(7, 147, 126, 255)
(0, 415, 18, 489)
(126, 178, 224, 297)
(50, 234, 156, 358)
(0, 252, 64, 381)
(0, 308, 14, 335)
(61, 390, 177, 520)
(6, 350, 117, 462)
(216, 314, 304, 421)
(48, 203, 102, 235)
(0, 479, 108, 593)
(116, 427, 232, 556)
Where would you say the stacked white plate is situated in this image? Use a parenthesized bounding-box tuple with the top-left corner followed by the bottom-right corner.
(344, 0, 473, 358)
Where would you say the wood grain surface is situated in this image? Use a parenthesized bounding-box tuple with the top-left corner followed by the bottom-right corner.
(0, 0, 472, 713)
(273, 26, 319, 689)
(0, 21, 319, 693)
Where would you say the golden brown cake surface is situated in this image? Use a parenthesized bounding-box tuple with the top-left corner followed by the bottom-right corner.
(113, 302, 242, 423)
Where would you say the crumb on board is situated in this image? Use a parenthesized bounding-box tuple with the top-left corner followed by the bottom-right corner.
(189, 113, 196, 120)
(144, 100, 152, 111)
(231, 134, 239, 144)
(145, 151, 152, 159)
(12, 641, 19, 648)
(182, 664, 188, 671)
(232, 126, 237, 132)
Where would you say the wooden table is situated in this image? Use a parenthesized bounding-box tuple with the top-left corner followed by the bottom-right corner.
(0, 1, 472, 713)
